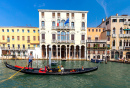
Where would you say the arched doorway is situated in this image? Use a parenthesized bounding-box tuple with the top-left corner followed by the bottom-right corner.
(61, 45, 66, 59)
(115, 51, 119, 59)
(81, 46, 85, 58)
(126, 52, 130, 59)
(76, 45, 79, 58)
(42, 45, 46, 58)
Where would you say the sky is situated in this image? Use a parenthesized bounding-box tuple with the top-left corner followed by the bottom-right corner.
(0, 0, 130, 27)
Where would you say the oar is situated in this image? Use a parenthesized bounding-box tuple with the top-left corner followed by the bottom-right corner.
(0, 61, 33, 83)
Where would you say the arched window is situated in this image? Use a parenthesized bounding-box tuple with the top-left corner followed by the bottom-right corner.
(61, 31, 66, 40)
(113, 27, 116, 34)
(124, 40, 125, 46)
(82, 22, 85, 27)
(126, 40, 128, 46)
(71, 22, 74, 28)
(120, 27, 122, 34)
(61, 20, 65, 27)
(113, 40, 115, 46)
(119, 40, 122, 46)
(52, 21, 55, 27)
(42, 21, 45, 27)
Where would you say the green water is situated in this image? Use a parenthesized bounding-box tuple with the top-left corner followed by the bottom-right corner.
(0, 60, 130, 88)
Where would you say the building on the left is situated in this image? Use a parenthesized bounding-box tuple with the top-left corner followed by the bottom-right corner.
(0, 26, 41, 59)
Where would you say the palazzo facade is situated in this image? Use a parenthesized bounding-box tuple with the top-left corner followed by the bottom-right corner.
(38, 9, 88, 60)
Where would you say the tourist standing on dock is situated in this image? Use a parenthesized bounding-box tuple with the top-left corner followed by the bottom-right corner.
(28, 52, 34, 68)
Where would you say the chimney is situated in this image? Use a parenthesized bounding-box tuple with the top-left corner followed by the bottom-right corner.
(102, 18, 104, 22)
(116, 13, 118, 16)
(106, 17, 107, 20)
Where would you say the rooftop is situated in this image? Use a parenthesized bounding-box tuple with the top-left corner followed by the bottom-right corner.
(0, 26, 38, 28)
(38, 9, 88, 13)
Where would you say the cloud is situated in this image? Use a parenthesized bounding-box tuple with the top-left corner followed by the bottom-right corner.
(34, 3, 45, 7)
(38, 3, 45, 7)
(96, 0, 108, 17)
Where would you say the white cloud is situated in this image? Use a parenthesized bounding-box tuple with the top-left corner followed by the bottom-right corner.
(96, 0, 108, 17)
(38, 3, 45, 7)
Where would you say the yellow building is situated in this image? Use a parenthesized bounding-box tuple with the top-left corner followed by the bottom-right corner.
(0, 26, 39, 56)
(86, 28, 110, 60)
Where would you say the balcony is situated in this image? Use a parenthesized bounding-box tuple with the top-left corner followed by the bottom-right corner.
(124, 46, 130, 50)
(124, 21, 130, 25)
(52, 40, 57, 43)
(112, 34, 116, 38)
(81, 27, 85, 31)
(1, 47, 35, 50)
(81, 40, 85, 44)
(41, 39, 45, 43)
(119, 34, 124, 38)
(82, 17, 85, 19)
(119, 46, 123, 50)
(86, 40, 107, 43)
(52, 26, 75, 30)
(7, 39, 10, 42)
(112, 46, 116, 49)
(41, 26, 45, 30)
(70, 40, 75, 44)
(27, 40, 30, 43)
(124, 34, 130, 37)
(71, 17, 74, 19)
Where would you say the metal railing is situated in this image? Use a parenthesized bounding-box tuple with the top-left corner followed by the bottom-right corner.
(124, 34, 130, 37)
(1, 47, 35, 50)
(81, 27, 85, 31)
(112, 34, 116, 38)
(81, 40, 85, 44)
(119, 46, 123, 49)
(41, 39, 45, 43)
(52, 26, 75, 30)
(119, 34, 124, 38)
(112, 46, 116, 49)
(52, 40, 57, 43)
(86, 40, 107, 42)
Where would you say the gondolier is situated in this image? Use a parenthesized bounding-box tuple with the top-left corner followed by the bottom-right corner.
(28, 52, 34, 68)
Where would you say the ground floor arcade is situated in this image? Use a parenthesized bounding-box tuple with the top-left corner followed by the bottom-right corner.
(41, 45, 86, 60)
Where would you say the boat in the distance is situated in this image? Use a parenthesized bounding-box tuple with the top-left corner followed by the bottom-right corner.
(51, 60, 58, 66)
(4, 62, 98, 75)
(91, 59, 104, 63)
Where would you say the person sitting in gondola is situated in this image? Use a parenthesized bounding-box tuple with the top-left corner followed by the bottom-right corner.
(61, 65, 64, 73)
(47, 65, 52, 72)
(82, 66, 84, 70)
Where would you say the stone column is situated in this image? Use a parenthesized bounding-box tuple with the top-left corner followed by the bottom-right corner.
(66, 45, 67, 59)
(79, 46, 81, 59)
(46, 45, 47, 59)
(74, 46, 76, 59)
(60, 45, 61, 59)
(60, 31, 61, 42)
(85, 46, 86, 59)
(69, 46, 70, 59)
(57, 45, 58, 59)
(51, 45, 53, 59)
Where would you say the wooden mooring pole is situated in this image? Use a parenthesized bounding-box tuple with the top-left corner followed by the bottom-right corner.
(37, 55, 38, 68)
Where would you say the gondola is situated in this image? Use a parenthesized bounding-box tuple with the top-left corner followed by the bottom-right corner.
(4, 62, 98, 75)
(91, 59, 104, 63)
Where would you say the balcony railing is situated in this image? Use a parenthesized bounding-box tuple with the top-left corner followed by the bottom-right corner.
(41, 39, 45, 43)
(81, 40, 85, 44)
(81, 27, 85, 31)
(124, 46, 130, 50)
(124, 34, 130, 37)
(119, 34, 124, 38)
(70, 40, 75, 43)
(52, 26, 75, 30)
(86, 40, 107, 43)
(112, 34, 116, 38)
(41, 26, 45, 30)
(119, 46, 123, 49)
(27, 40, 30, 43)
(1, 47, 35, 50)
(52, 40, 56, 43)
(112, 46, 116, 49)
(124, 21, 130, 25)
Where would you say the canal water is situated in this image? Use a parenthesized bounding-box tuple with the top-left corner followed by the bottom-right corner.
(0, 60, 129, 88)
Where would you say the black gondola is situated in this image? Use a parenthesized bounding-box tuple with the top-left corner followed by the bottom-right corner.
(4, 62, 98, 75)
